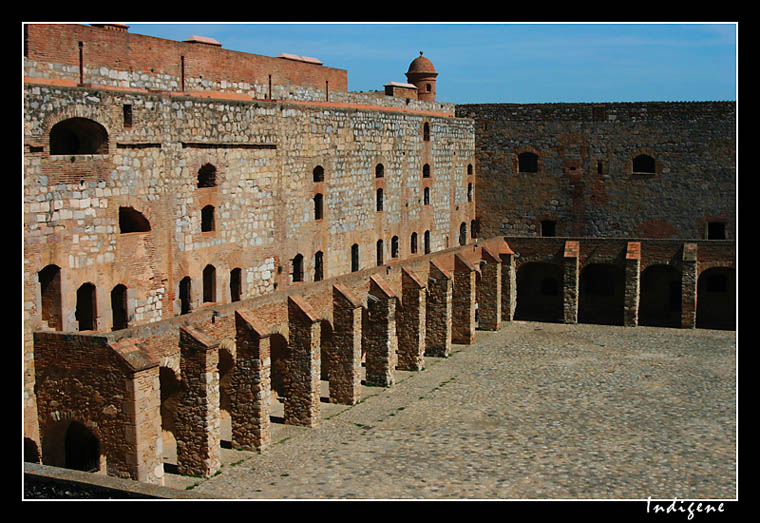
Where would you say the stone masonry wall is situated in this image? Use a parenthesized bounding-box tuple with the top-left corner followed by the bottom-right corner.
(456, 102, 736, 240)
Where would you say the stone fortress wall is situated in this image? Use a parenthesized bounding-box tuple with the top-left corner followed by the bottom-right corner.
(22, 23, 735, 489)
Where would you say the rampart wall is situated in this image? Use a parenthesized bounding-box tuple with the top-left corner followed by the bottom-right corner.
(456, 102, 736, 240)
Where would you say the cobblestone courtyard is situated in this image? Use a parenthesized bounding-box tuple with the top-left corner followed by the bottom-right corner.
(166, 321, 736, 500)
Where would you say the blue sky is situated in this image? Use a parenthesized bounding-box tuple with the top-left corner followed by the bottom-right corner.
(127, 22, 737, 105)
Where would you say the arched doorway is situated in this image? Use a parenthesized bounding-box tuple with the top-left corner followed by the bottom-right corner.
(218, 347, 235, 448)
(38, 264, 62, 331)
(64, 421, 101, 472)
(159, 366, 181, 473)
(49, 117, 109, 155)
(639, 265, 682, 328)
(515, 262, 564, 322)
(111, 284, 128, 331)
(76, 283, 97, 331)
(579, 264, 625, 325)
(270, 334, 289, 424)
(697, 267, 735, 330)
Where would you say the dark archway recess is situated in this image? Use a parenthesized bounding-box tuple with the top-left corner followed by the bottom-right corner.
(50, 117, 109, 155)
(515, 262, 564, 322)
(697, 267, 735, 330)
(38, 264, 62, 331)
(111, 284, 129, 331)
(119, 207, 151, 233)
(64, 421, 100, 472)
(76, 282, 97, 331)
(578, 264, 625, 326)
(179, 277, 192, 315)
(270, 334, 290, 411)
(639, 265, 681, 328)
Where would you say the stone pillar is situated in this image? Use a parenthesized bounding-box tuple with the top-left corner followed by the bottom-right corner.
(110, 339, 163, 485)
(363, 275, 397, 387)
(426, 259, 453, 357)
(452, 254, 477, 344)
(231, 310, 271, 452)
(285, 296, 321, 427)
(477, 246, 502, 331)
(176, 326, 221, 478)
(563, 241, 580, 324)
(624, 242, 641, 327)
(499, 242, 517, 322)
(398, 268, 426, 371)
(681, 242, 698, 329)
(331, 284, 363, 405)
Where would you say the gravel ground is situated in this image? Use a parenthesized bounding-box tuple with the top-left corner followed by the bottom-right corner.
(165, 321, 737, 500)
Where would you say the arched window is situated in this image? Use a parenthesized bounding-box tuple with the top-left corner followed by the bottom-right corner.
(292, 254, 304, 282)
(313, 165, 324, 183)
(424, 187, 430, 205)
(633, 154, 656, 174)
(376, 188, 383, 212)
(230, 268, 242, 302)
(467, 164, 473, 175)
(179, 276, 192, 315)
(119, 206, 151, 233)
(410, 232, 418, 254)
(314, 251, 324, 281)
(203, 265, 216, 303)
(49, 117, 108, 155)
(423, 122, 430, 141)
(76, 283, 97, 331)
(467, 183, 473, 202)
(111, 284, 128, 331)
(376, 239, 384, 266)
(471, 219, 479, 239)
(518, 152, 539, 173)
(201, 205, 215, 232)
(351, 244, 359, 272)
(314, 193, 324, 220)
(391, 236, 399, 258)
(38, 265, 62, 331)
(197, 163, 216, 188)
(424, 230, 431, 254)
(375, 164, 384, 178)
(459, 222, 467, 246)
(422, 164, 431, 178)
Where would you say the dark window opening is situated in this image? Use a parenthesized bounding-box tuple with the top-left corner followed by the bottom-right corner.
(424, 187, 430, 205)
(422, 164, 431, 178)
(75, 283, 97, 331)
(314, 193, 324, 220)
(541, 220, 556, 237)
(376, 188, 383, 212)
(179, 277, 192, 314)
(410, 232, 418, 254)
(197, 163, 216, 188)
(467, 183, 473, 202)
(119, 206, 151, 233)
(351, 244, 359, 272)
(377, 239, 384, 266)
(111, 284, 128, 330)
(633, 154, 655, 174)
(50, 117, 109, 155)
(203, 265, 216, 303)
(314, 251, 324, 282)
(313, 165, 324, 183)
(230, 268, 242, 302)
(597, 161, 603, 175)
(423, 122, 430, 141)
(424, 230, 431, 254)
(292, 254, 304, 283)
(471, 219, 479, 239)
(707, 222, 726, 240)
(123, 104, 133, 128)
(391, 236, 399, 258)
(38, 265, 62, 331)
(201, 205, 215, 232)
(459, 222, 467, 246)
(518, 152, 538, 173)
(467, 164, 473, 175)
(375, 164, 384, 178)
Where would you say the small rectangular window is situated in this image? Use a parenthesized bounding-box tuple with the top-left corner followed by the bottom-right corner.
(540, 220, 556, 237)
(707, 222, 726, 240)
(123, 104, 133, 128)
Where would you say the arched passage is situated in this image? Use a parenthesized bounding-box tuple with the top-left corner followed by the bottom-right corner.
(111, 284, 128, 331)
(639, 265, 682, 328)
(579, 264, 625, 325)
(38, 264, 62, 331)
(270, 333, 289, 424)
(76, 282, 97, 331)
(49, 117, 109, 155)
(697, 267, 735, 330)
(218, 347, 235, 447)
(41, 419, 102, 473)
(515, 262, 564, 322)
(159, 366, 181, 473)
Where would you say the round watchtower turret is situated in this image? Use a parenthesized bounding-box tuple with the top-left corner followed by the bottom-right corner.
(406, 52, 438, 102)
